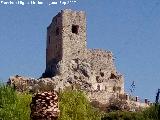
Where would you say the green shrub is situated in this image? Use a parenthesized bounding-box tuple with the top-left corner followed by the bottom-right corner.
(58, 89, 101, 120)
(4, 84, 160, 120)
(143, 105, 160, 120)
(0, 85, 101, 120)
(0, 85, 31, 120)
(102, 104, 160, 120)
(102, 111, 145, 120)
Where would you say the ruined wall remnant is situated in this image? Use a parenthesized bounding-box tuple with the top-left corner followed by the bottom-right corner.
(86, 49, 116, 75)
(30, 92, 59, 120)
(44, 9, 119, 79)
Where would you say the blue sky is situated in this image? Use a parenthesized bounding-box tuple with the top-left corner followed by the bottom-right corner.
(0, 0, 160, 101)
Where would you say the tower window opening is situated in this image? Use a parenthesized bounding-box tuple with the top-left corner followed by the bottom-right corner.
(72, 25, 79, 34)
(55, 18, 57, 24)
(56, 27, 59, 36)
(48, 36, 51, 44)
(56, 45, 58, 49)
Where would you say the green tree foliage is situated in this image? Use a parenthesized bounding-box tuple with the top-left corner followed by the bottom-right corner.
(1, 84, 160, 120)
(143, 105, 160, 120)
(0, 85, 101, 120)
(102, 111, 145, 120)
(107, 96, 130, 112)
(58, 89, 101, 120)
(102, 105, 160, 120)
(0, 85, 32, 120)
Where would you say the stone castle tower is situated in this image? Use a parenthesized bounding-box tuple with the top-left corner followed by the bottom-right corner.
(45, 9, 87, 77)
(44, 9, 124, 104)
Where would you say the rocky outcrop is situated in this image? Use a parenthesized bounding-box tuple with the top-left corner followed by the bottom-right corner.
(8, 75, 55, 92)
(8, 58, 123, 105)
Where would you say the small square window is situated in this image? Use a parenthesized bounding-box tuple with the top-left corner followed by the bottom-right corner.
(56, 27, 59, 36)
(48, 36, 51, 44)
(55, 18, 57, 23)
(56, 45, 58, 49)
(72, 25, 79, 34)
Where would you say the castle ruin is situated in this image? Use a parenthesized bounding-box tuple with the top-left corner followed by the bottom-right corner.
(43, 9, 124, 104)
(8, 9, 151, 109)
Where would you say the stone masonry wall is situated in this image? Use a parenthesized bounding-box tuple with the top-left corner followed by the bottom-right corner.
(61, 9, 87, 61)
(86, 48, 124, 95)
(45, 9, 87, 76)
(45, 12, 63, 77)
(46, 12, 63, 65)
(86, 49, 116, 75)
(60, 9, 87, 74)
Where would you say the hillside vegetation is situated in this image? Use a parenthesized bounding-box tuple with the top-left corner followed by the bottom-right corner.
(0, 85, 159, 120)
(0, 85, 31, 120)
